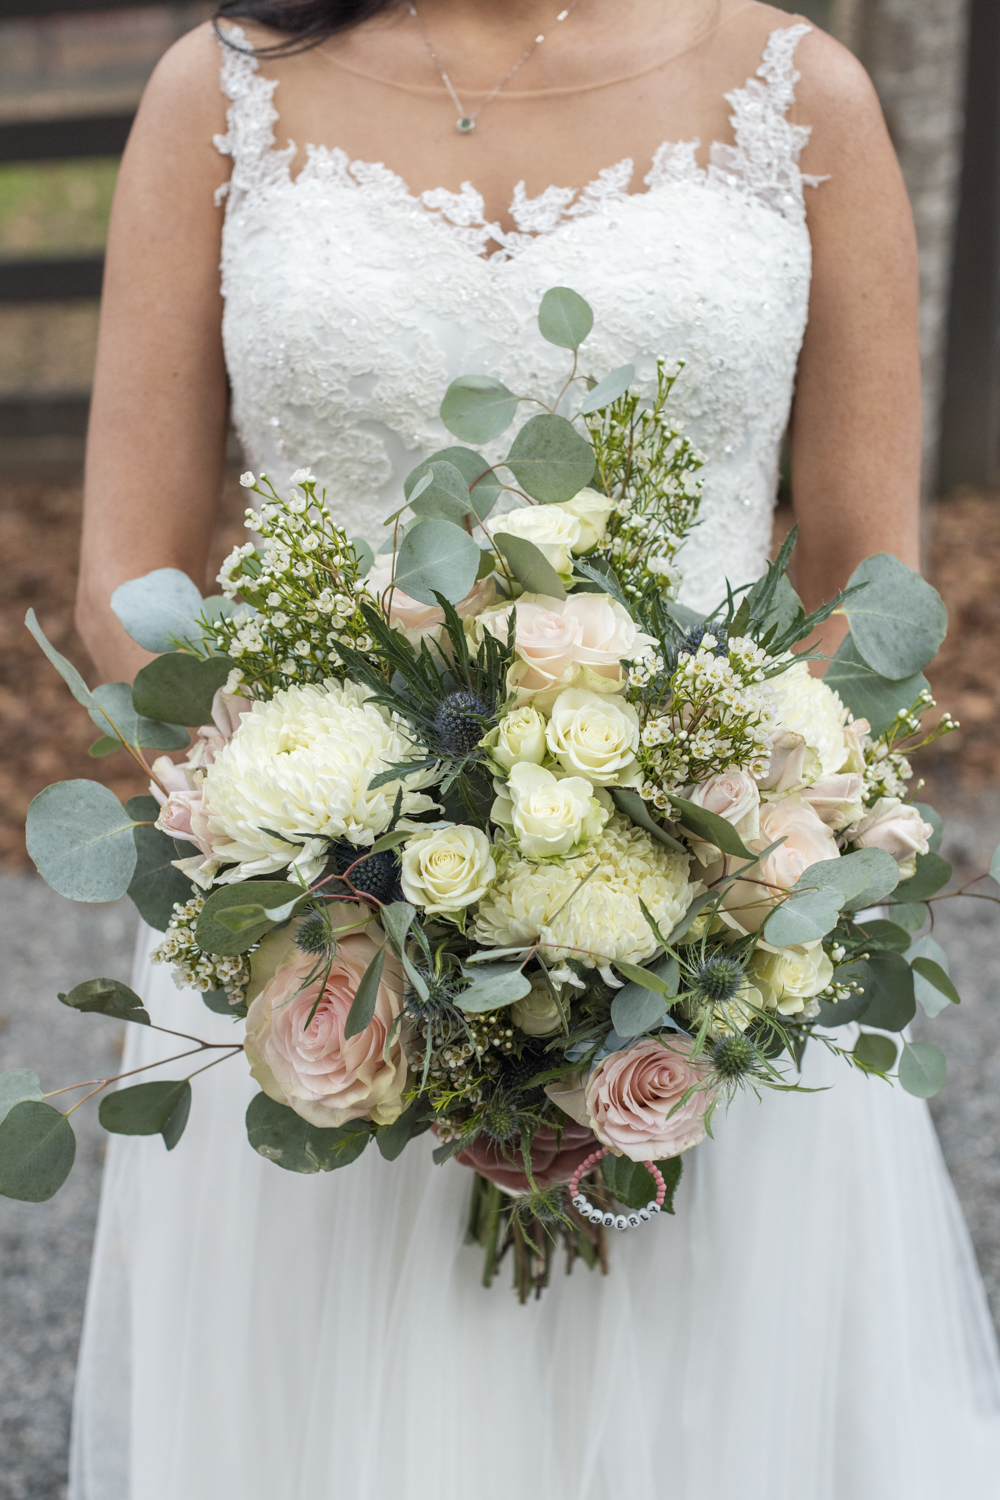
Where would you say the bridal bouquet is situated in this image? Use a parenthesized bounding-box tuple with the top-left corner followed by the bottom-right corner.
(4, 286, 992, 1298)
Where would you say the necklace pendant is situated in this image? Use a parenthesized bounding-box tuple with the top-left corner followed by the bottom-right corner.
(456, 115, 475, 133)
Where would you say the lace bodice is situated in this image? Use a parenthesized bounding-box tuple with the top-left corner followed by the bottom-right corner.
(214, 23, 818, 612)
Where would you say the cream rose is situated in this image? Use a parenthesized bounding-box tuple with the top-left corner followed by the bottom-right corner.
(244, 908, 406, 1128)
(492, 762, 609, 858)
(491, 507, 582, 581)
(800, 773, 864, 832)
(400, 824, 496, 915)
(510, 973, 565, 1037)
(545, 687, 640, 786)
(683, 770, 760, 862)
(365, 561, 495, 646)
(848, 797, 934, 879)
(585, 1034, 715, 1162)
(754, 727, 812, 792)
(479, 593, 656, 710)
(481, 705, 548, 772)
(555, 487, 614, 553)
(711, 794, 840, 933)
(750, 945, 834, 1017)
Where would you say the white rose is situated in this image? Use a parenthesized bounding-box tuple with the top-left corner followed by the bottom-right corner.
(400, 824, 496, 915)
(848, 797, 934, 879)
(765, 659, 850, 778)
(750, 945, 834, 1016)
(684, 770, 760, 863)
(554, 487, 614, 553)
(800, 773, 864, 832)
(510, 973, 565, 1036)
(545, 687, 640, 786)
(491, 507, 582, 581)
(492, 762, 609, 858)
(482, 705, 548, 772)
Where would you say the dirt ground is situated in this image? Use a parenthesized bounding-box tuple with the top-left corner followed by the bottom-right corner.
(1, 479, 998, 869)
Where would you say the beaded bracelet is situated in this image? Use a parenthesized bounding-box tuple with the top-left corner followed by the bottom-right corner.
(567, 1147, 666, 1231)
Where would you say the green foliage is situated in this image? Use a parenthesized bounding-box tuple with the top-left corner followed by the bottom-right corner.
(898, 1041, 947, 1098)
(537, 285, 594, 349)
(132, 652, 234, 725)
(764, 850, 901, 948)
(908, 935, 954, 1019)
(893, 853, 952, 902)
(88, 682, 189, 753)
(610, 956, 679, 1038)
(494, 533, 567, 599)
(58, 977, 151, 1026)
(245, 1092, 371, 1173)
(842, 553, 947, 679)
(125, 795, 196, 931)
(0, 1101, 76, 1203)
(825, 634, 930, 737)
(853, 1032, 897, 1074)
(375, 1097, 431, 1161)
(393, 517, 481, 605)
(0, 1070, 44, 1124)
(858, 951, 916, 1031)
(815, 960, 875, 1027)
(407, 460, 477, 526)
(404, 446, 501, 522)
(456, 963, 532, 1012)
(26, 780, 138, 902)
(25, 608, 97, 711)
(344, 944, 385, 1038)
(910, 956, 961, 1009)
(504, 413, 596, 502)
(99, 1080, 192, 1149)
(195, 881, 305, 956)
(890, 901, 929, 932)
(666, 793, 756, 859)
(854, 918, 912, 952)
(579, 363, 634, 415)
(609, 789, 686, 852)
(600, 1152, 682, 1213)
(110, 567, 207, 653)
(440, 375, 519, 443)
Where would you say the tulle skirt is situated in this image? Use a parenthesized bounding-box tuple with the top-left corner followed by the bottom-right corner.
(70, 925, 1000, 1500)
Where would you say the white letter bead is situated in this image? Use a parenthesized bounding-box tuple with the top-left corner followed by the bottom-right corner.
(572, 1195, 585, 1208)
(646, 1201, 660, 1214)
(627, 1213, 641, 1228)
(638, 1208, 651, 1222)
(602, 1212, 615, 1229)
(614, 1215, 628, 1231)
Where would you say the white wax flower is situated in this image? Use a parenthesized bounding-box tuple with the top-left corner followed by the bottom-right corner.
(545, 687, 640, 786)
(400, 825, 496, 916)
(492, 762, 609, 859)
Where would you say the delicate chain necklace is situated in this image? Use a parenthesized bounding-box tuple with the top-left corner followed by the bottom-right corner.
(407, 1, 587, 134)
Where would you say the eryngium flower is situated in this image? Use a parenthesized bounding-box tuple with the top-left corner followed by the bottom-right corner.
(190, 680, 438, 886)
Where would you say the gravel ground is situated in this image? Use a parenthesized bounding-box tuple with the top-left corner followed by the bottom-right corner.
(1, 808, 999, 1498)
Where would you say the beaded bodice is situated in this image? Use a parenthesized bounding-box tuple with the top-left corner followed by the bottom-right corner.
(214, 23, 818, 612)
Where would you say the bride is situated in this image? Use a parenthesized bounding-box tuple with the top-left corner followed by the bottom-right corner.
(70, 1, 1000, 1496)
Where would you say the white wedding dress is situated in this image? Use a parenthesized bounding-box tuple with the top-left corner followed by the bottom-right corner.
(70, 24, 1000, 1500)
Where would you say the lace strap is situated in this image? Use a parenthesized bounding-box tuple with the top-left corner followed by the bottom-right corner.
(213, 23, 295, 206)
(756, 21, 812, 107)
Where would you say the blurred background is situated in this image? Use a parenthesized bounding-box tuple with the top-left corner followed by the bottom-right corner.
(1, 1, 1000, 1495)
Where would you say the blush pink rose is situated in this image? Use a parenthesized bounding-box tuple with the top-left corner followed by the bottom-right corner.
(755, 727, 810, 792)
(684, 770, 760, 861)
(366, 562, 495, 645)
(244, 907, 407, 1128)
(848, 797, 934, 878)
(451, 1120, 598, 1194)
(800, 772, 864, 831)
(481, 593, 655, 705)
(585, 1034, 714, 1162)
(149, 687, 252, 854)
(713, 794, 840, 932)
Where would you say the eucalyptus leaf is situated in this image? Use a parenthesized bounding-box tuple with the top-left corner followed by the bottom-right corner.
(504, 413, 596, 503)
(380, 902, 416, 957)
(196, 881, 304, 956)
(0, 1101, 76, 1203)
(89, 735, 124, 757)
(898, 1041, 946, 1099)
(611, 788, 686, 853)
(124, 795, 195, 931)
(667, 890, 717, 944)
(345, 944, 385, 1039)
(408, 460, 476, 526)
(842, 554, 947, 680)
(110, 567, 206, 653)
(393, 518, 480, 606)
(854, 917, 912, 952)
(376, 1097, 428, 1162)
(763, 886, 842, 947)
(815, 960, 875, 1027)
(537, 286, 594, 349)
(132, 652, 234, 726)
(440, 375, 519, 443)
(89, 682, 189, 752)
(853, 1032, 898, 1073)
(889, 901, 929, 932)
(99, 1080, 192, 1149)
(494, 533, 567, 600)
(0, 1070, 44, 1126)
(27, 780, 138, 902)
(824, 634, 930, 737)
(24, 608, 96, 709)
(404, 446, 501, 522)
(58, 977, 151, 1026)
(858, 950, 916, 1031)
(200, 594, 242, 628)
(893, 852, 952, 903)
(456, 963, 532, 1013)
(830, 848, 901, 910)
(610, 956, 679, 1039)
(579, 363, 634, 415)
(666, 794, 756, 860)
(352, 537, 375, 577)
(245, 1092, 371, 1173)
(910, 956, 961, 1008)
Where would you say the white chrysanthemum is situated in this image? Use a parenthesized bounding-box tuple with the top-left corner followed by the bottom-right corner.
(472, 815, 698, 978)
(199, 680, 438, 885)
(765, 659, 848, 778)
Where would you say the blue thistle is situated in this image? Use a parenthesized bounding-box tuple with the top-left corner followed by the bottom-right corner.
(433, 689, 493, 755)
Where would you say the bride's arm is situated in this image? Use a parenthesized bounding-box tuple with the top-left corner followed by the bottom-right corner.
(75, 23, 231, 682)
(788, 24, 922, 658)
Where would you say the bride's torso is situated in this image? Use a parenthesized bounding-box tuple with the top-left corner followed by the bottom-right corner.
(214, 8, 819, 612)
